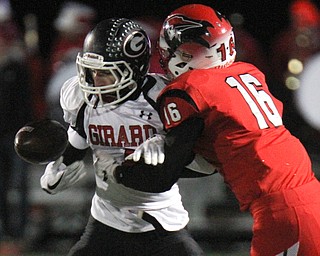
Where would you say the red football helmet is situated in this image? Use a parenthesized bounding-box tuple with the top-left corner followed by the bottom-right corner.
(159, 4, 236, 79)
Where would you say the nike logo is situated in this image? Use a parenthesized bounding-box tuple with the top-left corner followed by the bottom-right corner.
(47, 173, 64, 190)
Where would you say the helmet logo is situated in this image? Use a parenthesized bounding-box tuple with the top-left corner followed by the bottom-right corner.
(124, 31, 148, 58)
(165, 15, 202, 40)
(164, 15, 213, 50)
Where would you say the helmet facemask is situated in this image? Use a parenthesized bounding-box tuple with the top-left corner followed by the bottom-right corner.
(77, 52, 137, 108)
(77, 18, 151, 108)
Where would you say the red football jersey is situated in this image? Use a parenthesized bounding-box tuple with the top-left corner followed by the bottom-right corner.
(158, 62, 315, 210)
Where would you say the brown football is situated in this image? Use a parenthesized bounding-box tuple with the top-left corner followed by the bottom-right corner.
(14, 119, 68, 165)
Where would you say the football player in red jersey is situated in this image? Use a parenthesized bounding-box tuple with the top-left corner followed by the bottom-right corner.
(114, 4, 320, 256)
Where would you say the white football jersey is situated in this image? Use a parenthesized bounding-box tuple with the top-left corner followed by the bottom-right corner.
(60, 74, 189, 232)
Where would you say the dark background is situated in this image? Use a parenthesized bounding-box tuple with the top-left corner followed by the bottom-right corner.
(9, 0, 320, 59)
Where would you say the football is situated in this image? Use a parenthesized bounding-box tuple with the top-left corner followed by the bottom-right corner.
(14, 119, 68, 165)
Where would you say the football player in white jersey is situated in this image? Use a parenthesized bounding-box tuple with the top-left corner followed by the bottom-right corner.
(40, 18, 208, 256)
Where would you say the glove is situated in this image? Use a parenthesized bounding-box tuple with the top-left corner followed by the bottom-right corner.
(40, 156, 86, 195)
(94, 150, 119, 183)
(125, 134, 165, 166)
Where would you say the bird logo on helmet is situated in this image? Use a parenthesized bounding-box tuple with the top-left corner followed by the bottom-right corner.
(163, 15, 214, 50)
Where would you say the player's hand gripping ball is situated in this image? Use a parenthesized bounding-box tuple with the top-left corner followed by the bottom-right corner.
(14, 119, 68, 165)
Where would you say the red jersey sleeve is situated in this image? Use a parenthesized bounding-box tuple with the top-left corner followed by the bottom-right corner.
(158, 73, 210, 131)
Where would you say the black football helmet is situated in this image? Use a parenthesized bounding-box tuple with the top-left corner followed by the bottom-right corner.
(77, 18, 151, 107)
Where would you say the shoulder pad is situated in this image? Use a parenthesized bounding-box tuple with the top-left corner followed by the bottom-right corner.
(60, 76, 85, 126)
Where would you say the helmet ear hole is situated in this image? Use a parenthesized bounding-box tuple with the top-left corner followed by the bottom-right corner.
(176, 62, 187, 68)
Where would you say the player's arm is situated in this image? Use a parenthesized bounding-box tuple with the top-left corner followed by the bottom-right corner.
(59, 79, 90, 165)
(114, 88, 204, 192)
(62, 142, 88, 165)
(127, 139, 217, 178)
(114, 116, 204, 192)
(40, 127, 89, 195)
(41, 81, 89, 194)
